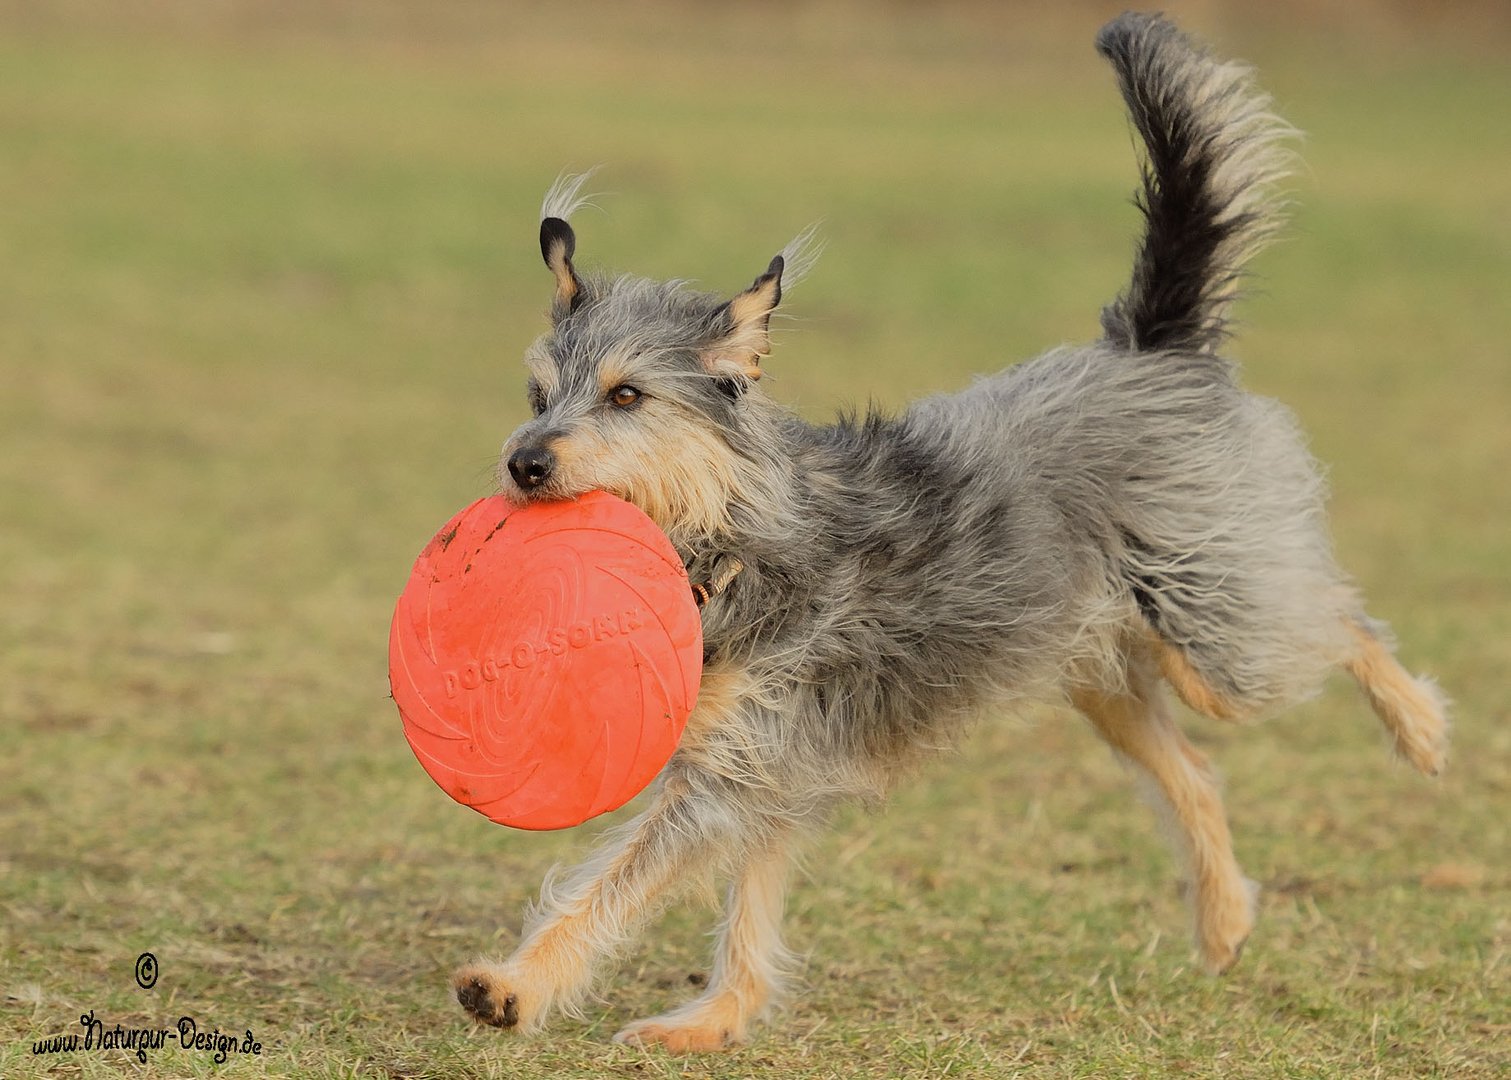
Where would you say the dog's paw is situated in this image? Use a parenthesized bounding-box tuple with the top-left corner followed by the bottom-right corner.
(1196, 875, 1258, 975)
(613, 992, 752, 1053)
(452, 962, 536, 1031)
(1199, 929, 1250, 975)
(613, 1017, 738, 1053)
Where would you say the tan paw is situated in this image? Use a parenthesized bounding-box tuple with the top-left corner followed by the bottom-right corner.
(1196, 876, 1258, 974)
(452, 961, 539, 1032)
(1199, 927, 1250, 974)
(613, 1014, 742, 1053)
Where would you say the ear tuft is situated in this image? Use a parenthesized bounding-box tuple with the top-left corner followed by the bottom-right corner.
(540, 169, 599, 223)
(776, 223, 825, 290)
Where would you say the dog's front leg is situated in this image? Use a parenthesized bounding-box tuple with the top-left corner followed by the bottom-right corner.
(614, 824, 794, 1051)
(453, 778, 713, 1034)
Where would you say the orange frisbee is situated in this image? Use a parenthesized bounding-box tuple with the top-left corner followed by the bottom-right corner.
(388, 491, 702, 830)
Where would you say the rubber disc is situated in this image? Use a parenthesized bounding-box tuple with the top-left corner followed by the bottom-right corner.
(389, 491, 702, 830)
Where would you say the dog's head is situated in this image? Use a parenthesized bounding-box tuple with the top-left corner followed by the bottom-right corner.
(498, 173, 818, 540)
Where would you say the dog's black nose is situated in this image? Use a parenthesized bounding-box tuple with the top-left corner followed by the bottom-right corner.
(507, 446, 556, 489)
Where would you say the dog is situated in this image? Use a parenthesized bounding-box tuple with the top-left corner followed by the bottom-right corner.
(451, 13, 1448, 1051)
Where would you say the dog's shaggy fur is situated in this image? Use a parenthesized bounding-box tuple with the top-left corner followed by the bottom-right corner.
(452, 13, 1447, 1051)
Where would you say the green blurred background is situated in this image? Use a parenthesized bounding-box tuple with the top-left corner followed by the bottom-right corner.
(2, 2, 1507, 1077)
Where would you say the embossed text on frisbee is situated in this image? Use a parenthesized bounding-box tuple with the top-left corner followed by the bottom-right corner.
(443, 607, 648, 696)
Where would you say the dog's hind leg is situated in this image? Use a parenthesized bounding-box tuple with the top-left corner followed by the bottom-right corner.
(1151, 636, 1250, 723)
(1072, 651, 1256, 974)
(1343, 618, 1448, 776)
(614, 825, 795, 1052)
(1150, 619, 1447, 778)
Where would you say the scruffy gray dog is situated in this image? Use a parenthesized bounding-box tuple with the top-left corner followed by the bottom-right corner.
(454, 13, 1447, 1051)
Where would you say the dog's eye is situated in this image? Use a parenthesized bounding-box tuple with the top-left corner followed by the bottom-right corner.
(608, 385, 642, 409)
(527, 385, 547, 416)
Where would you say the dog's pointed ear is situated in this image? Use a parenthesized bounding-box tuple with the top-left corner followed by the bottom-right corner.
(701, 255, 784, 382)
(540, 216, 584, 320)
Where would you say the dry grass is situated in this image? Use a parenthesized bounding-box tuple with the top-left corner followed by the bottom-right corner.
(1, 3, 1507, 1077)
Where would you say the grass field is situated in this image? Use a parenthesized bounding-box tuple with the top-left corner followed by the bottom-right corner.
(2, 2, 1508, 1077)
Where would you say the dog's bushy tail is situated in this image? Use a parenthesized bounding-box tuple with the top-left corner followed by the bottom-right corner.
(1096, 14, 1295, 354)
